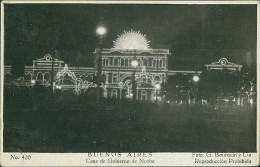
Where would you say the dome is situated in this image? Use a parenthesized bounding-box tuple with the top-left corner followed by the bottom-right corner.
(113, 30, 150, 50)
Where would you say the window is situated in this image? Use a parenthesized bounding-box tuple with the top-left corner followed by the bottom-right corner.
(142, 75, 148, 84)
(121, 58, 125, 66)
(157, 59, 160, 67)
(112, 73, 118, 83)
(103, 58, 109, 66)
(37, 73, 43, 81)
(125, 58, 129, 66)
(159, 59, 163, 67)
(162, 59, 164, 67)
(109, 58, 113, 66)
(154, 75, 160, 82)
(141, 90, 147, 101)
(111, 89, 117, 98)
(143, 59, 148, 66)
(114, 58, 118, 66)
(152, 59, 157, 67)
(138, 58, 142, 66)
(106, 58, 109, 66)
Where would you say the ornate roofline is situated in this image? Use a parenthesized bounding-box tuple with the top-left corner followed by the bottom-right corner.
(205, 58, 242, 67)
(94, 48, 170, 55)
(33, 54, 64, 63)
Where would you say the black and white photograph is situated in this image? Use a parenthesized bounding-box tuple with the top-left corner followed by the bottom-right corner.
(1, 1, 259, 166)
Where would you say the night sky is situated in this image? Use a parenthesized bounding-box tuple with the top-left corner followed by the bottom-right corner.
(4, 4, 257, 71)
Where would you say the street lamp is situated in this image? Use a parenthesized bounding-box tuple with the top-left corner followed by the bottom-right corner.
(56, 85, 62, 89)
(192, 75, 200, 83)
(30, 79, 36, 97)
(96, 24, 107, 105)
(131, 58, 138, 68)
(192, 75, 200, 104)
(96, 26, 107, 37)
(131, 55, 138, 102)
(155, 83, 161, 90)
(155, 83, 161, 103)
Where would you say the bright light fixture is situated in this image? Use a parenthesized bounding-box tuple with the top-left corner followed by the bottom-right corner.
(130, 93, 133, 98)
(192, 75, 200, 83)
(56, 85, 62, 89)
(131, 59, 138, 68)
(96, 26, 107, 36)
(31, 80, 36, 84)
(155, 83, 161, 90)
(250, 98, 253, 104)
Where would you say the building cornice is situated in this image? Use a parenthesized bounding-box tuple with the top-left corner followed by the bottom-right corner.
(94, 48, 170, 55)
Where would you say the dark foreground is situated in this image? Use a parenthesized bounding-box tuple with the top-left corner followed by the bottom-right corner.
(4, 98, 256, 153)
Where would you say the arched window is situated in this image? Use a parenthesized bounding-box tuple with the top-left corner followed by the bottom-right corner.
(81, 74, 87, 81)
(157, 59, 160, 67)
(111, 89, 117, 98)
(24, 73, 31, 80)
(112, 73, 118, 83)
(37, 73, 43, 81)
(121, 58, 125, 66)
(138, 58, 142, 66)
(114, 57, 118, 66)
(125, 58, 129, 66)
(159, 59, 163, 67)
(152, 59, 157, 67)
(106, 58, 109, 66)
(44, 72, 50, 82)
(162, 59, 164, 67)
(154, 75, 160, 82)
(141, 90, 147, 101)
(147, 59, 151, 66)
(143, 59, 148, 66)
(142, 75, 148, 84)
(109, 58, 113, 66)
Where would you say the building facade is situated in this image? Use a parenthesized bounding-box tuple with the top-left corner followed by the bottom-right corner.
(4, 30, 171, 101)
(4, 30, 247, 103)
(94, 30, 169, 101)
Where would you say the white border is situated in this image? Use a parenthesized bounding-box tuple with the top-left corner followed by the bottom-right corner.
(1, 0, 260, 4)
(0, 1, 259, 166)
(1, 1, 4, 164)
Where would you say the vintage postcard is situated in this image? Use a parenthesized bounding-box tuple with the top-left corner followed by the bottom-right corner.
(0, 0, 259, 166)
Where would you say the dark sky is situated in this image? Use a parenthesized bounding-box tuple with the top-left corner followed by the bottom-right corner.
(4, 4, 257, 71)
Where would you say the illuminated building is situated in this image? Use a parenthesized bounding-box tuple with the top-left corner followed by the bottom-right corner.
(5, 30, 245, 102)
(93, 30, 169, 100)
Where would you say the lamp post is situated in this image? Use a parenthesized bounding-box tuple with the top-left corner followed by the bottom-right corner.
(192, 75, 200, 104)
(50, 55, 55, 93)
(96, 25, 107, 105)
(131, 55, 138, 102)
(155, 83, 161, 103)
(186, 80, 191, 112)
